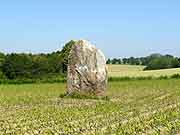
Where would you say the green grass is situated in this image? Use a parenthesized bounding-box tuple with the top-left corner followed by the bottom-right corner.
(108, 64, 180, 77)
(0, 80, 180, 134)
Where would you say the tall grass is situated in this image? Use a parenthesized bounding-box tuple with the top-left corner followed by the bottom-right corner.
(108, 74, 180, 82)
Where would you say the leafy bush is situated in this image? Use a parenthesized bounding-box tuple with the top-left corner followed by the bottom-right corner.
(170, 74, 180, 79)
(144, 55, 180, 70)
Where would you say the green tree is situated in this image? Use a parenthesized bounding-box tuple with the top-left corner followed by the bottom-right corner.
(122, 58, 128, 64)
(2, 53, 33, 79)
(0, 52, 5, 67)
(144, 55, 180, 70)
(0, 52, 6, 79)
(106, 59, 111, 64)
(59, 40, 75, 73)
(111, 58, 118, 64)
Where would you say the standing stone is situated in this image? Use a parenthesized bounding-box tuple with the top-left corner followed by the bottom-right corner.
(67, 40, 108, 96)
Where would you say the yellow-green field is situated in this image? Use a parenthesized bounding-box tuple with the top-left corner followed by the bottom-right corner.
(0, 80, 180, 134)
(1, 65, 180, 134)
(108, 64, 180, 77)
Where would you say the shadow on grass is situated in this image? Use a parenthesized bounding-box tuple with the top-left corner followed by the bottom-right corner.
(59, 92, 110, 101)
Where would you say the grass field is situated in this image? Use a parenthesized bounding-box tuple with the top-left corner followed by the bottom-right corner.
(108, 64, 180, 77)
(0, 79, 180, 134)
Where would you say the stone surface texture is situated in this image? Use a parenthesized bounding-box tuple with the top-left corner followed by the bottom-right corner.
(67, 40, 108, 96)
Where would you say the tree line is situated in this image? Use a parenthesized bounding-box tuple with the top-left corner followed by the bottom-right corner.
(0, 40, 75, 80)
(107, 53, 180, 70)
(1, 41, 180, 81)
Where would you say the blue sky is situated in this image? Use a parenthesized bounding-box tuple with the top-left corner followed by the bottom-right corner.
(0, 0, 180, 58)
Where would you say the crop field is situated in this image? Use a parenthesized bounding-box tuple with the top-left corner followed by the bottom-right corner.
(0, 79, 180, 135)
(108, 64, 180, 77)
